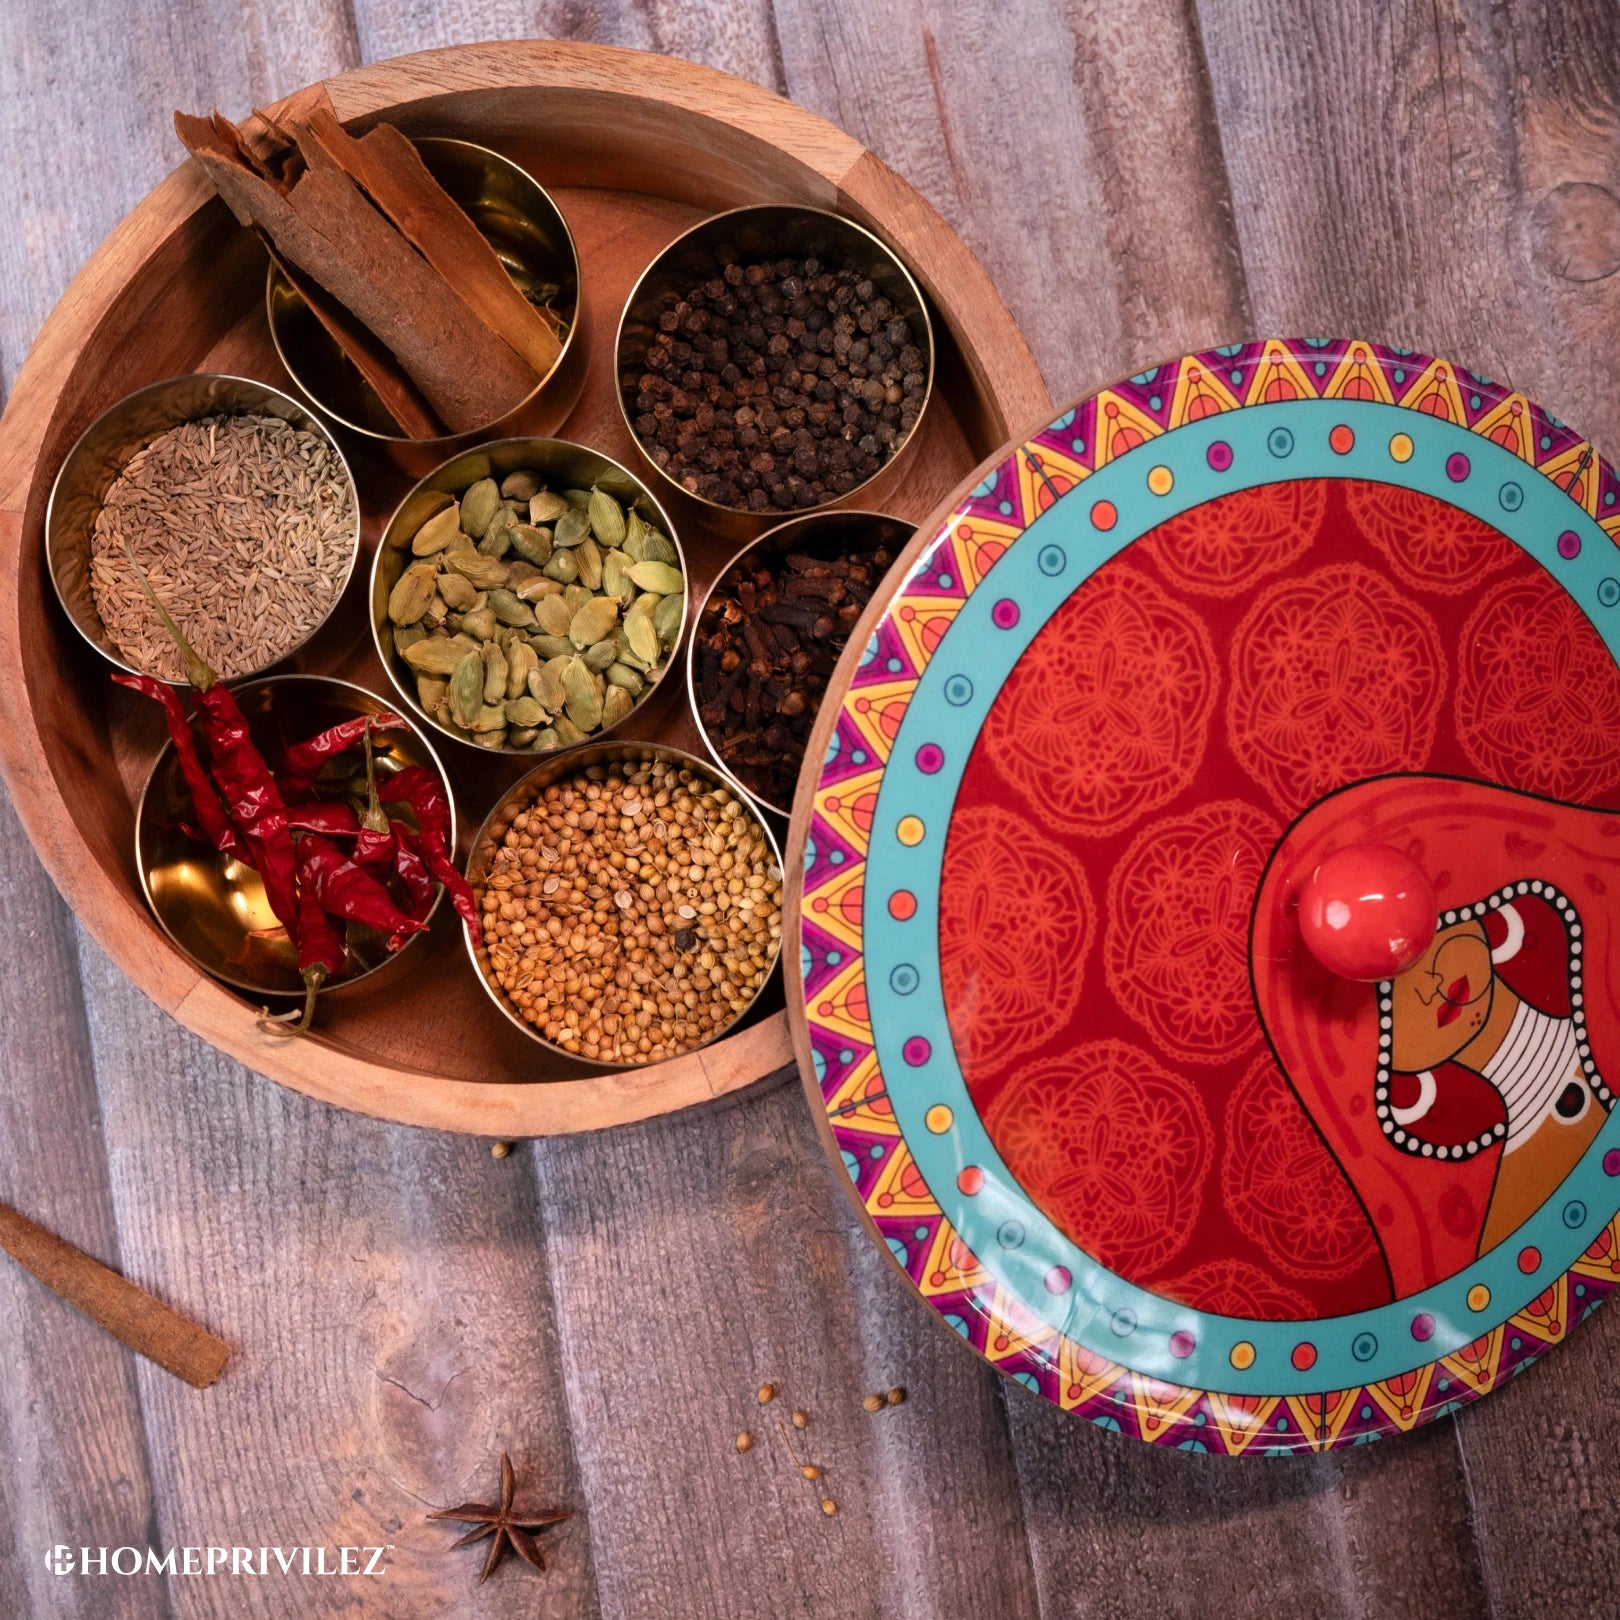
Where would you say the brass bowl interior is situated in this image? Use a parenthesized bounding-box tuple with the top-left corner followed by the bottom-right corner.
(685, 508, 914, 817)
(267, 136, 583, 446)
(136, 675, 454, 997)
(44, 372, 360, 681)
(371, 436, 687, 756)
(462, 739, 785, 1068)
(616, 204, 935, 540)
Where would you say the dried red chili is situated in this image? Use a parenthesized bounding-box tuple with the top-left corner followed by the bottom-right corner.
(293, 832, 426, 951)
(391, 827, 438, 919)
(112, 673, 246, 861)
(119, 539, 301, 936)
(279, 711, 406, 799)
(377, 766, 482, 948)
(261, 840, 351, 1037)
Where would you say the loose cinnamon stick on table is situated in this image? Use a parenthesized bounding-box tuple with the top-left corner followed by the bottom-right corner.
(175, 111, 539, 434)
(0, 1198, 229, 1389)
(301, 105, 564, 379)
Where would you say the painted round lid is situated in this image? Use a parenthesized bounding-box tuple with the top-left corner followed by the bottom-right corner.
(786, 338, 1620, 1454)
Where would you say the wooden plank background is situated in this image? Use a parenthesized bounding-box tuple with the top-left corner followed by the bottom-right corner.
(3, 3, 1620, 1615)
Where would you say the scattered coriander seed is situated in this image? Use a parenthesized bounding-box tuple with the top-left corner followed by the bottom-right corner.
(886, 1387, 906, 1407)
(801, 1465, 821, 1480)
(820, 1499, 838, 1517)
(861, 1393, 884, 1413)
(791, 1410, 809, 1430)
(490, 1141, 512, 1159)
(736, 1432, 753, 1453)
(757, 1383, 777, 1405)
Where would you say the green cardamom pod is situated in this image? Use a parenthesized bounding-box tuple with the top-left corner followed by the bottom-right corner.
(639, 528, 678, 565)
(601, 684, 634, 729)
(449, 651, 485, 730)
(623, 508, 647, 563)
(624, 602, 661, 666)
(387, 561, 439, 626)
(551, 714, 587, 747)
(394, 622, 428, 653)
(410, 505, 461, 555)
(505, 641, 538, 702)
(605, 662, 644, 695)
(508, 726, 540, 749)
(470, 703, 508, 734)
(460, 607, 498, 641)
(516, 574, 563, 603)
(562, 657, 604, 732)
(402, 636, 476, 676)
(487, 589, 536, 628)
(653, 592, 684, 646)
(436, 571, 477, 610)
(569, 596, 619, 649)
(564, 487, 592, 507)
(529, 490, 570, 525)
(534, 594, 571, 637)
(482, 640, 509, 705)
(530, 656, 571, 713)
(507, 523, 553, 566)
(446, 524, 476, 554)
(445, 552, 510, 589)
(553, 508, 590, 548)
(528, 633, 575, 661)
(542, 548, 579, 584)
(531, 727, 560, 751)
(415, 674, 448, 711)
(587, 485, 627, 548)
(479, 506, 517, 558)
(574, 537, 603, 591)
(506, 696, 544, 728)
(473, 730, 509, 750)
(583, 638, 619, 673)
(501, 470, 540, 501)
(602, 549, 632, 601)
(460, 478, 501, 537)
(628, 560, 684, 595)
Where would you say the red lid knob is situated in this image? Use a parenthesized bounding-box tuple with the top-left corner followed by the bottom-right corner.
(1297, 844, 1438, 982)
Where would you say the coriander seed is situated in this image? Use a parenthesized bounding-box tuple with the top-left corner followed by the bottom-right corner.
(820, 1499, 838, 1517)
(736, 1432, 753, 1453)
(801, 1465, 821, 1480)
(862, 1393, 884, 1413)
(490, 1141, 511, 1159)
(791, 1410, 809, 1429)
(756, 1383, 777, 1405)
(886, 1388, 906, 1407)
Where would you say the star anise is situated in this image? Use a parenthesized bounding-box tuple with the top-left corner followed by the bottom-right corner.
(428, 1452, 572, 1584)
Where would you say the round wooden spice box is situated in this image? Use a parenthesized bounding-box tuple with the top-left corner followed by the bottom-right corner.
(0, 42, 1049, 1135)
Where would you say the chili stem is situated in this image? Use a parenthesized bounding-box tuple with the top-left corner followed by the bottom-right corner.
(121, 535, 218, 690)
(256, 965, 327, 1038)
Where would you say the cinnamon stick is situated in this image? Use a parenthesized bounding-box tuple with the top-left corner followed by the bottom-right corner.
(301, 107, 563, 378)
(0, 1198, 229, 1389)
(270, 247, 446, 438)
(175, 111, 538, 433)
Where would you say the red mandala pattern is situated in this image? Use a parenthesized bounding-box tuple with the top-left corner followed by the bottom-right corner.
(1158, 1256, 1312, 1319)
(939, 804, 1093, 1080)
(1226, 562, 1446, 814)
(979, 565, 1218, 837)
(1138, 479, 1326, 597)
(1103, 799, 1279, 1065)
(1222, 1054, 1379, 1281)
(1343, 477, 1519, 595)
(1456, 573, 1620, 801)
(982, 1039, 1212, 1276)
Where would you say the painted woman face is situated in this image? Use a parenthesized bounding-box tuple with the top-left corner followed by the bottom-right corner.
(1388, 919, 1495, 1072)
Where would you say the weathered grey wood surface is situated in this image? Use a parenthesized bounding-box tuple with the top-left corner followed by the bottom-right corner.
(3, 3, 1619, 1616)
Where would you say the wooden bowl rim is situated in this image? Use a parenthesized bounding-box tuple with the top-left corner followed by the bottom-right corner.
(0, 40, 1050, 1135)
